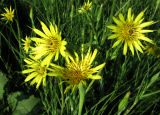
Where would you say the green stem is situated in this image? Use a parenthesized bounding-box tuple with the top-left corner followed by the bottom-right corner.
(85, 80, 95, 94)
(124, 100, 137, 115)
(101, 0, 116, 45)
(60, 79, 65, 115)
(78, 82, 85, 115)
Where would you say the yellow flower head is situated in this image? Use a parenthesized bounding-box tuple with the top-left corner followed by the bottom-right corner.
(22, 36, 31, 53)
(107, 8, 155, 55)
(31, 21, 67, 66)
(22, 58, 47, 89)
(78, 0, 92, 14)
(1, 6, 15, 22)
(49, 48, 105, 93)
(145, 44, 160, 58)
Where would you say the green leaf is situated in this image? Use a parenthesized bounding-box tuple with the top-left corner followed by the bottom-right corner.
(8, 92, 40, 115)
(147, 72, 160, 89)
(118, 91, 131, 115)
(96, 5, 103, 23)
(0, 71, 8, 100)
(13, 95, 39, 115)
(7, 91, 22, 110)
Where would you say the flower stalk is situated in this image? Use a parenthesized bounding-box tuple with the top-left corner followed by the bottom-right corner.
(78, 82, 85, 115)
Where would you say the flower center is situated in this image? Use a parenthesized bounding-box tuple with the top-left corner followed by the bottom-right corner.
(37, 66, 46, 75)
(120, 24, 136, 40)
(63, 59, 93, 85)
(6, 13, 14, 21)
(64, 68, 86, 85)
(25, 40, 30, 48)
(84, 5, 91, 11)
(46, 37, 59, 52)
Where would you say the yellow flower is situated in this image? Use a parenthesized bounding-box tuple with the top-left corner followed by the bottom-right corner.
(49, 48, 105, 93)
(107, 8, 155, 55)
(1, 6, 14, 22)
(22, 58, 47, 89)
(78, 0, 92, 14)
(145, 45, 155, 55)
(22, 36, 31, 53)
(31, 21, 67, 66)
(145, 44, 160, 58)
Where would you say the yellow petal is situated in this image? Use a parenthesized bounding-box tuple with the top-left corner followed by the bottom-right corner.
(34, 50, 48, 60)
(91, 63, 105, 72)
(50, 63, 64, 69)
(60, 49, 66, 57)
(140, 30, 154, 33)
(119, 13, 125, 23)
(74, 52, 79, 62)
(22, 69, 34, 74)
(85, 48, 91, 61)
(43, 76, 46, 86)
(113, 17, 123, 26)
(31, 37, 46, 43)
(133, 41, 143, 53)
(50, 23, 56, 35)
(30, 76, 39, 86)
(24, 72, 38, 82)
(134, 11, 144, 23)
(36, 76, 43, 89)
(40, 21, 52, 36)
(112, 39, 122, 48)
(137, 40, 145, 49)
(108, 34, 118, 39)
(42, 53, 54, 66)
(123, 42, 128, 55)
(131, 14, 134, 21)
(33, 29, 48, 38)
(54, 51, 59, 61)
(139, 21, 154, 28)
(68, 54, 75, 63)
(65, 55, 70, 64)
(89, 49, 97, 65)
(62, 40, 67, 45)
(24, 59, 32, 64)
(34, 46, 47, 51)
(32, 45, 44, 52)
(88, 75, 102, 79)
(47, 72, 62, 77)
(107, 25, 118, 30)
(139, 18, 144, 24)
(128, 42, 134, 55)
(127, 8, 132, 22)
(138, 36, 154, 44)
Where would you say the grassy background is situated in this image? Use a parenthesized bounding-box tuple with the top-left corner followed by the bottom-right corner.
(0, 0, 160, 114)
